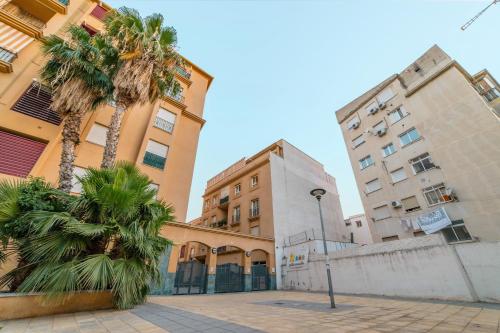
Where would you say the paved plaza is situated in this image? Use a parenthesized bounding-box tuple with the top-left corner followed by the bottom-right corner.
(1, 291, 500, 333)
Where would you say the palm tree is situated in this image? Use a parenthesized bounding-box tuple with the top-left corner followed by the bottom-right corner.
(0, 163, 173, 309)
(41, 26, 116, 192)
(100, 7, 182, 168)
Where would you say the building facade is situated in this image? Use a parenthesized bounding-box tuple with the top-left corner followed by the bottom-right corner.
(0, 0, 212, 223)
(336, 45, 500, 243)
(191, 139, 350, 288)
(344, 214, 375, 245)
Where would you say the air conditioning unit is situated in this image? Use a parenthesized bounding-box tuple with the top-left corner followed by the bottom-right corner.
(377, 128, 387, 136)
(350, 121, 360, 129)
(391, 200, 402, 208)
(368, 107, 379, 115)
(378, 102, 387, 110)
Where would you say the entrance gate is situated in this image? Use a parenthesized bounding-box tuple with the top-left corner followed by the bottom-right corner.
(251, 265, 268, 291)
(215, 263, 244, 293)
(173, 261, 207, 295)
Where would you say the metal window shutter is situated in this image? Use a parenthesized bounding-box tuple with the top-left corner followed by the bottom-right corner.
(12, 83, 62, 125)
(0, 130, 46, 177)
(90, 5, 108, 21)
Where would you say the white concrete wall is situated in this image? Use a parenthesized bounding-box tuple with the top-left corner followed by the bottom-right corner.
(270, 141, 350, 289)
(282, 235, 500, 303)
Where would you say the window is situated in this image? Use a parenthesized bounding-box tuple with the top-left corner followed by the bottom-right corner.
(345, 221, 351, 226)
(359, 155, 374, 170)
(413, 231, 425, 237)
(148, 183, 159, 199)
(365, 178, 382, 194)
(382, 143, 396, 157)
(250, 175, 258, 188)
(0, 130, 47, 178)
(232, 206, 241, 224)
(204, 199, 210, 211)
(442, 220, 472, 243)
(352, 135, 365, 148)
(154, 108, 176, 133)
(143, 140, 168, 169)
(211, 215, 216, 225)
(410, 153, 436, 174)
(390, 167, 407, 184)
(423, 183, 453, 206)
(250, 199, 260, 218)
(399, 128, 421, 146)
(356, 221, 362, 228)
(234, 183, 241, 196)
(378, 88, 395, 103)
(250, 226, 260, 236)
(382, 235, 399, 242)
(388, 106, 408, 124)
(203, 219, 208, 226)
(212, 195, 217, 207)
(373, 205, 391, 221)
(71, 166, 87, 194)
(347, 116, 360, 130)
(86, 123, 108, 146)
(401, 196, 421, 213)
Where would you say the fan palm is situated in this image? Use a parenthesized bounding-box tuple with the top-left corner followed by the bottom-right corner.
(0, 163, 173, 309)
(41, 25, 117, 192)
(100, 7, 182, 168)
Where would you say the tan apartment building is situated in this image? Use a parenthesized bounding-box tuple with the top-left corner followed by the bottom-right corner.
(336, 45, 500, 243)
(190, 139, 350, 289)
(344, 213, 375, 245)
(0, 0, 212, 223)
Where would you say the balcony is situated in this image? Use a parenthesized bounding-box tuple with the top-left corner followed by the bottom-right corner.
(153, 117, 174, 134)
(481, 88, 500, 102)
(38, 0, 68, 14)
(210, 219, 228, 229)
(249, 208, 260, 221)
(176, 65, 191, 80)
(218, 196, 229, 209)
(163, 87, 186, 109)
(0, 3, 45, 38)
(0, 46, 16, 72)
(143, 151, 166, 170)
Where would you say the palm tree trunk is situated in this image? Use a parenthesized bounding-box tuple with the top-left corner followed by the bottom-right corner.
(58, 112, 84, 192)
(101, 104, 125, 169)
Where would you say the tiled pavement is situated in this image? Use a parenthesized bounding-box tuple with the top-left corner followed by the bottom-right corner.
(1, 291, 500, 332)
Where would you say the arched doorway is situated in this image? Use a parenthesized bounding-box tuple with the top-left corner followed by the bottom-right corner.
(214, 245, 245, 293)
(251, 249, 270, 291)
(173, 241, 209, 295)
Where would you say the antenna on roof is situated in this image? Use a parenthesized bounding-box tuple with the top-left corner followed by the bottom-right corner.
(461, 0, 498, 31)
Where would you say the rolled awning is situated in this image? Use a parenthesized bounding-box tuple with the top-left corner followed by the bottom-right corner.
(0, 22, 33, 53)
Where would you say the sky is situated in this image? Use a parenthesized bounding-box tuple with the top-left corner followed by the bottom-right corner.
(108, 0, 499, 221)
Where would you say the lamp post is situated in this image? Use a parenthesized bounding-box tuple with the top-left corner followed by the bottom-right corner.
(310, 188, 336, 309)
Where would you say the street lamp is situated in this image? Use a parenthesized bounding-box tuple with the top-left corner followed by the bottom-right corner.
(310, 188, 336, 309)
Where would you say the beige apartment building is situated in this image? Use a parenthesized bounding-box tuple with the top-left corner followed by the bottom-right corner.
(0, 0, 212, 223)
(189, 139, 350, 288)
(336, 45, 500, 243)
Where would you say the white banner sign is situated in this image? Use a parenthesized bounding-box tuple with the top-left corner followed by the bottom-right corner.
(417, 207, 452, 234)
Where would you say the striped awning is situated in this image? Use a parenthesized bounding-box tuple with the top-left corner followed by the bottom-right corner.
(0, 22, 33, 53)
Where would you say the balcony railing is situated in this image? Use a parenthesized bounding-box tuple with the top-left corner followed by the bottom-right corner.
(0, 46, 16, 63)
(249, 208, 260, 219)
(482, 88, 500, 102)
(176, 66, 191, 79)
(143, 151, 166, 170)
(210, 219, 228, 228)
(154, 117, 174, 133)
(219, 196, 229, 207)
(165, 89, 185, 104)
